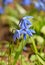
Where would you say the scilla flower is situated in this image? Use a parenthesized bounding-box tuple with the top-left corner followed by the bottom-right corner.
(0, 6, 4, 14)
(2, 0, 5, 4)
(13, 26, 35, 40)
(34, 2, 41, 10)
(40, 1, 45, 11)
(21, 0, 32, 6)
(19, 16, 33, 29)
(13, 30, 20, 41)
(13, 16, 35, 41)
(19, 29, 35, 39)
(2, 0, 13, 5)
(38, 0, 45, 3)
(43, 0, 45, 3)
(34, 0, 45, 11)
(4, 0, 13, 5)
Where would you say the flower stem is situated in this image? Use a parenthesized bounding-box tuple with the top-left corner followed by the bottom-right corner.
(31, 37, 45, 65)
(13, 40, 26, 65)
(36, 55, 45, 65)
(31, 37, 38, 54)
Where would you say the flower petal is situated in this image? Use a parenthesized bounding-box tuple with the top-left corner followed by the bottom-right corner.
(20, 29, 27, 34)
(23, 16, 33, 19)
(30, 29, 36, 33)
(0, 6, 4, 14)
(21, 0, 31, 6)
(26, 29, 33, 36)
(19, 18, 32, 29)
(13, 30, 20, 41)
(34, 2, 40, 9)
(24, 19, 32, 28)
(4, 0, 13, 5)
(23, 34, 26, 39)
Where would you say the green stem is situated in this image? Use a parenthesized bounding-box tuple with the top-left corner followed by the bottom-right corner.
(21, 40, 23, 65)
(8, 43, 11, 65)
(31, 37, 38, 54)
(36, 55, 45, 65)
(31, 37, 45, 65)
(13, 40, 26, 65)
(0, 14, 1, 23)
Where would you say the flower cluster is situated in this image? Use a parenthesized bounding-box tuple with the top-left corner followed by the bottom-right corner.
(21, 0, 32, 6)
(0, 0, 13, 14)
(13, 16, 35, 41)
(34, 0, 45, 11)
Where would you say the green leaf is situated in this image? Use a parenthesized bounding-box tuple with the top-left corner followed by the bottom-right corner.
(13, 39, 27, 65)
(41, 26, 45, 35)
(6, 7, 19, 18)
(6, 16, 19, 24)
(36, 54, 45, 65)
(30, 55, 37, 61)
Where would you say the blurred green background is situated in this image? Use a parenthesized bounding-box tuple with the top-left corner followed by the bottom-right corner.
(0, 0, 45, 65)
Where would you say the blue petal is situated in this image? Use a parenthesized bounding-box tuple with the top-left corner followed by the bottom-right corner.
(20, 29, 27, 34)
(30, 29, 36, 33)
(19, 22, 26, 29)
(4, 0, 13, 5)
(0, 6, 4, 14)
(19, 21, 25, 29)
(19, 29, 27, 39)
(23, 34, 26, 39)
(43, 0, 45, 2)
(24, 19, 32, 25)
(13, 34, 17, 41)
(24, 19, 32, 28)
(19, 18, 32, 29)
(38, 0, 45, 3)
(23, 16, 33, 19)
(26, 29, 33, 36)
(19, 16, 33, 27)
(13, 30, 20, 41)
(21, 0, 31, 6)
(42, 6, 45, 11)
(34, 2, 41, 9)
(3, 0, 6, 4)
(40, 2, 45, 11)
(40, 2, 44, 7)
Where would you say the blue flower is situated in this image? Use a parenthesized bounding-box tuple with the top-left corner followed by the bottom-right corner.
(19, 29, 35, 39)
(0, 6, 4, 14)
(39, 1, 45, 11)
(43, 0, 45, 3)
(34, 2, 41, 10)
(2, 0, 6, 4)
(42, 5, 45, 11)
(34, 0, 45, 11)
(21, 0, 32, 6)
(13, 28, 35, 41)
(13, 16, 35, 41)
(23, 16, 33, 19)
(19, 16, 33, 29)
(13, 30, 20, 41)
(4, 0, 13, 5)
(2, 0, 13, 5)
(38, 0, 45, 3)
